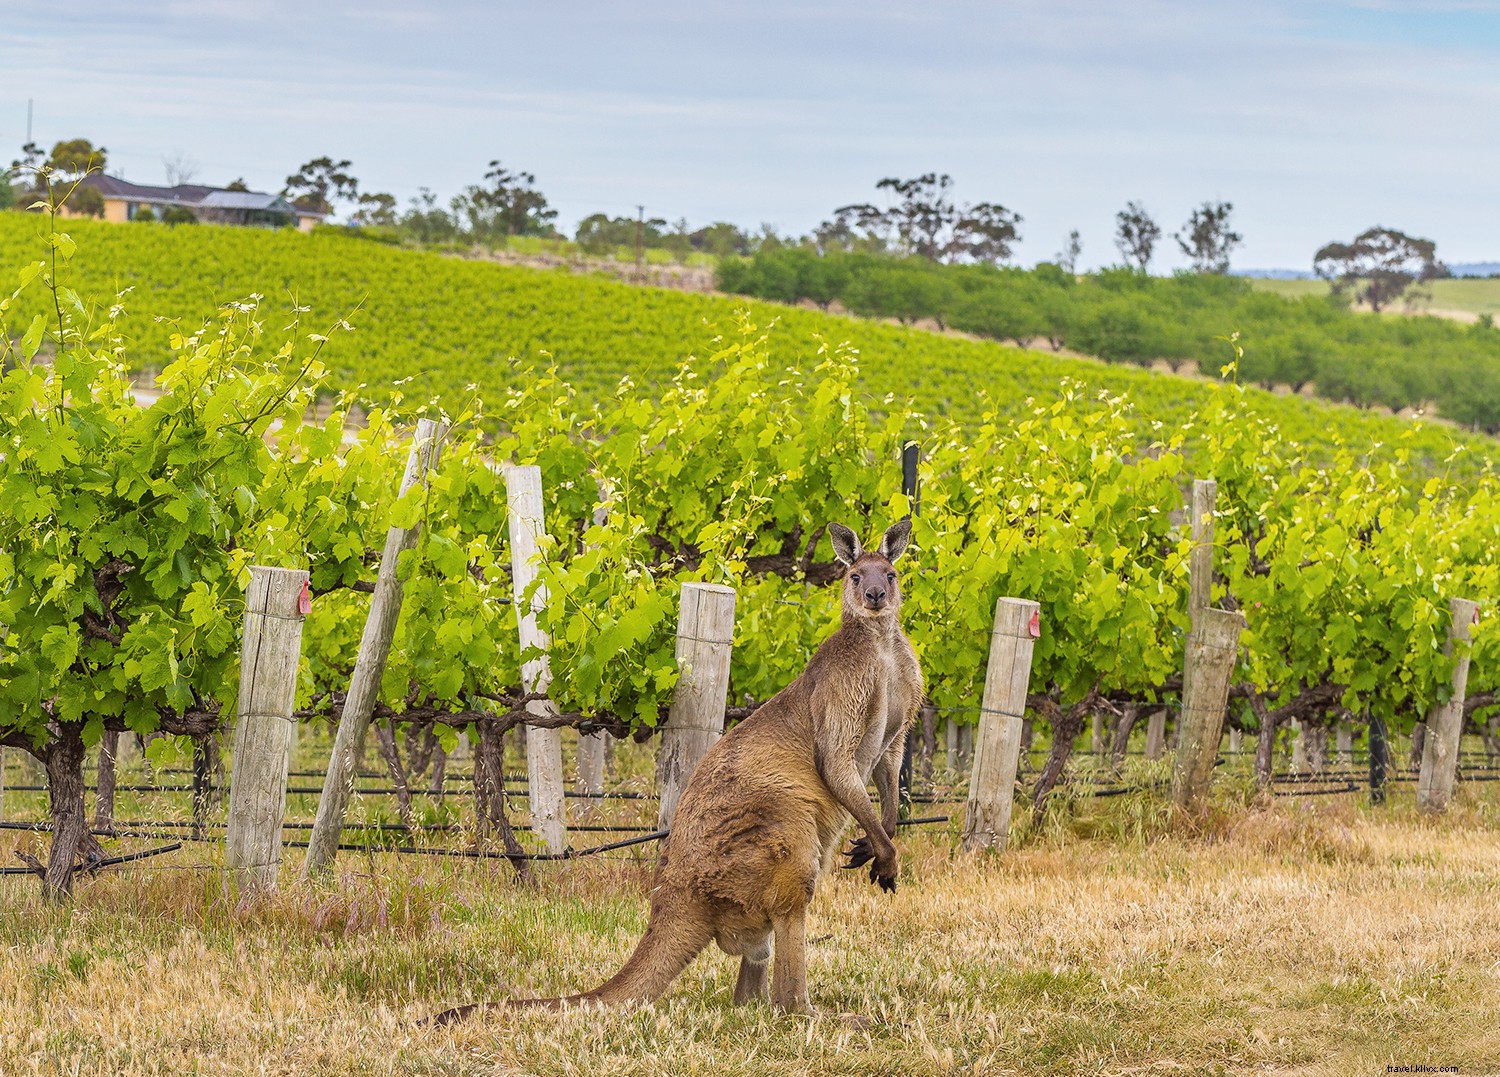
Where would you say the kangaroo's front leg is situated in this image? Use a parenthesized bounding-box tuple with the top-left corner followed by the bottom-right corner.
(817, 729, 898, 891)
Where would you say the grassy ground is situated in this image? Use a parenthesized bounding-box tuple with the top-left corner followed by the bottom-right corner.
(1251, 276, 1500, 318)
(3, 739, 1500, 1076)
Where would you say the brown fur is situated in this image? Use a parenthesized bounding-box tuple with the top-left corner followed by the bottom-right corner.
(430, 519, 923, 1023)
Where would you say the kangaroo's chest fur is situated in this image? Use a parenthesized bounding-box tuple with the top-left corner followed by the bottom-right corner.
(850, 631, 920, 779)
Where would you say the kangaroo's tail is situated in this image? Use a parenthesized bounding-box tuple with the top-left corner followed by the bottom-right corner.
(426, 900, 713, 1026)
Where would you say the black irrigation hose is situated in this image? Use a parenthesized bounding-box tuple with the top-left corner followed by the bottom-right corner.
(1, 784, 661, 800)
(47, 819, 673, 836)
(1, 841, 183, 876)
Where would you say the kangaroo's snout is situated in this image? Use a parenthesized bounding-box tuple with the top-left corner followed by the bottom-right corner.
(863, 586, 887, 609)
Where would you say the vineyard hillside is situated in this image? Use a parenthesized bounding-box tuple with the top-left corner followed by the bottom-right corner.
(0, 211, 1491, 471)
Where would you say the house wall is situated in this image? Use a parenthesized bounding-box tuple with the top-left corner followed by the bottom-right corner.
(297, 215, 318, 234)
(103, 198, 129, 223)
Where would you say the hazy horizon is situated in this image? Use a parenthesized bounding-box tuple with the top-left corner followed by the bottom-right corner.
(4, 1, 1498, 271)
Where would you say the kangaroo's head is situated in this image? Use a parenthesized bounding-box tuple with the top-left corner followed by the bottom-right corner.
(828, 519, 912, 622)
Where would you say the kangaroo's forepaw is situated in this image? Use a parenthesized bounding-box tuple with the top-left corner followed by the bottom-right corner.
(842, 834, 876, 870)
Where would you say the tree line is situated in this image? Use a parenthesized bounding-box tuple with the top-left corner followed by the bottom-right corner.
(1, 139, 1458, 312)
(717, 249, 1500, 431)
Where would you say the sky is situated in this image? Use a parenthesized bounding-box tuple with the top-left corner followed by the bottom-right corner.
(3, 1, 1499, 271)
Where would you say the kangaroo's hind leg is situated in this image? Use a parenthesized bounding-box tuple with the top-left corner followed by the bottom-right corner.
(731, 934, 772, 1005)
(770, 903, 812, 1014)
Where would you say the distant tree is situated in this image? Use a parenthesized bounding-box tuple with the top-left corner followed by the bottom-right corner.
(10, 140, 44, 173)
(282, 157, 359, 215)
(399, 188, 458, 245)
(467, 160, 557, 239)
(824, 174, 1022, 265)
(876, 173, 957, 260)
(47, 139, 107, 181)
(1055, 230, 1082, 275)
(0, 171, 13, 210)
(576, 212, 665, 255)
(160, 205, 198, 226)
(814, 203, 889, 255)
(65, 186, 104, 218)
(162, 152, 199, 187)
(133, 206, 156, 223)
(690, 221, 752, 257)
(951, 202, 1022, 263)
(354, 191, 399, 227)
(1115, 201, 1160, 273)
(225, 177, 250, 192)
(1314, 227, 1445, 313)
(1175, 201, 1241, 274)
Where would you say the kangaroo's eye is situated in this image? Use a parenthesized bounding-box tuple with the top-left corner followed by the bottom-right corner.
(887, 572, 896, 582)
(850, 574, 860, 585)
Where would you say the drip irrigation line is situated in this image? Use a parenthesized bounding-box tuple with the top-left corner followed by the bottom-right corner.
(0, 783, 661, 801)
(59, 819, 672, 835)
(1, 842, 183, 877)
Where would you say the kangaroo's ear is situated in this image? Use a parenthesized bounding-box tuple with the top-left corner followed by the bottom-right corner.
(879, 517, 912, 562)
(828, 522, 862, 566)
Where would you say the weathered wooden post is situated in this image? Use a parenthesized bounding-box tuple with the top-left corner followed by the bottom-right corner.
(94, 732, 119, 833)
(305, 419, 446, 877)
(1336, 721, 1353, 767)
(1417, 598, 1480, 813)
(0, 749, 6, 823)
(918, 704, 937, 793)
(1171, 608, 1246, 807)
(1144, 709, 1168, 760)
(1289, 717, 1307, 774)
(505, 464, 567, 854)
(657, 582, 736, 829)
(1369, 712, 1389, 805)
(963, 597, 1040, 852)
(1171, 479, 1247, 808)
(1090, 713, 1105, 757)
(225, 566, 309, 895)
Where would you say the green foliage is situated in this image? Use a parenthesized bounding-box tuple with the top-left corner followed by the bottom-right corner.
(0, 216, 1495, 815)
(721, 247, 1500, 432)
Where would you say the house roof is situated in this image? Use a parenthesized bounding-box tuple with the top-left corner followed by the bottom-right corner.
(199, 190, 293, 212)
(83, 175, 212, 205)
(80, 174, 325, 218)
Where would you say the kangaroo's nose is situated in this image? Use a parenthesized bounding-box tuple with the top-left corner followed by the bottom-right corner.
(865, 588, 887, 607)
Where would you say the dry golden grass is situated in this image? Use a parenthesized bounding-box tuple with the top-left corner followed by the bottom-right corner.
(5, 768, 1500, 1077)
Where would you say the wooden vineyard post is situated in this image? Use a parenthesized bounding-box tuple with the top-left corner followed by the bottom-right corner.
(505, 464, 567, 855)
(1417, 598, 1480, 813)
(962, 597, 1040, 853)
(576, 489, 611, 812)
(1171, 608, 1246, 807)
(1336, 721, 1353, 767)
(1144, 709, 1168, 760)
(1172, 481, 1246, 808)
(225, 566, 309, 895)
(1289, 718, 1307, 774)
(305, 419, 446, 878)
(656, 582, 737, 829)
(1369, 712, 1389, 805)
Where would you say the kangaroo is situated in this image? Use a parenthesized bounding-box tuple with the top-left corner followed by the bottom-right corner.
(431, 518, 923, 1022)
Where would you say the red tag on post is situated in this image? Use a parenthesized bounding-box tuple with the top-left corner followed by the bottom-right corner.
(1028, 610, 1041, 638)
(298, 579, 312, 616)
